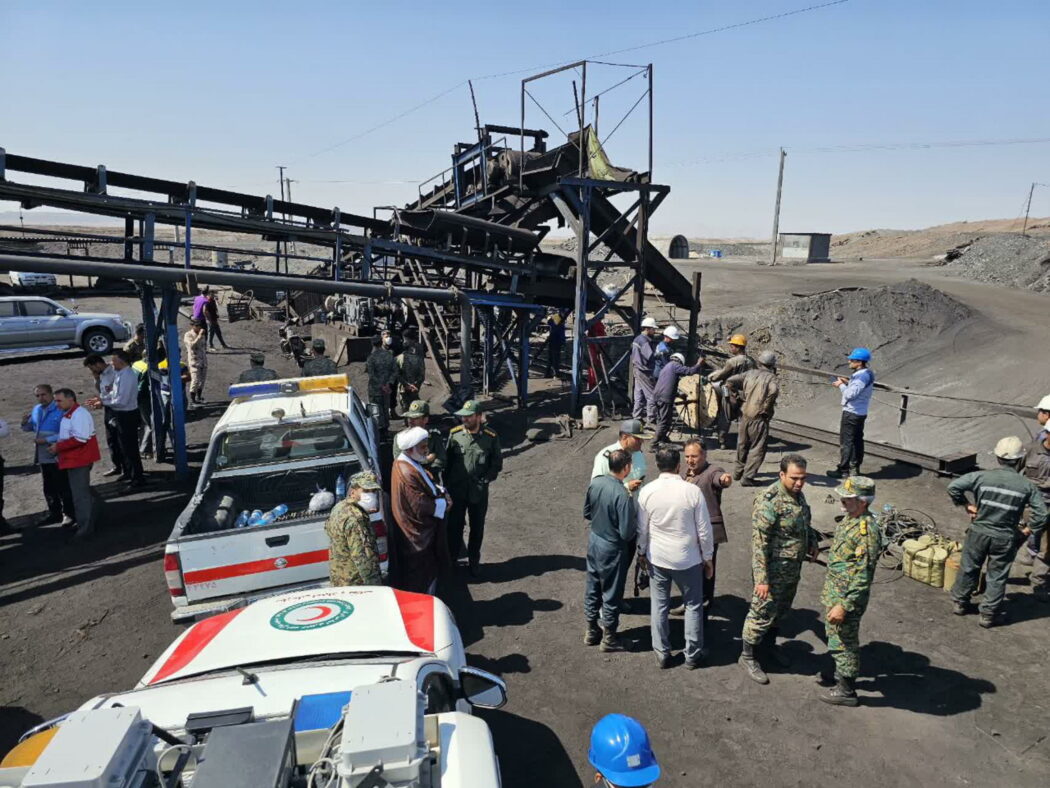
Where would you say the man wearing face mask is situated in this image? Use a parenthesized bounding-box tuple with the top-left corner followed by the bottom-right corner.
(391, 426, 451, 594)
(324, 471, 384, 587)
(366, 334, 396, 433)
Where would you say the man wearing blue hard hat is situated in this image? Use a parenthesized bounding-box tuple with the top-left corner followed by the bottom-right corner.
(828, 348, 875, 479)
(589, 714, 661, 787)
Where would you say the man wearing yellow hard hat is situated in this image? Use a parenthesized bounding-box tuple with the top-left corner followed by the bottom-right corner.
(707, 334, 755, 449)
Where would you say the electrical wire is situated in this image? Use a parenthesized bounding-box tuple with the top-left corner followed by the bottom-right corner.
(291, 1, 853, 162)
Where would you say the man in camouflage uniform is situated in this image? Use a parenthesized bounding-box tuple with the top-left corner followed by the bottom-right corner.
(365, 334, 396, 433)
(405, 400, 446, 479)
(396, 340, 427, 415)
(237, 352, 279, 384)
(302, 338, 338, 377)
(739, 453, 820, 685)
(445, 400, 503, 576)
(817, 476, 881, 707)
(324, 470, 383, 587)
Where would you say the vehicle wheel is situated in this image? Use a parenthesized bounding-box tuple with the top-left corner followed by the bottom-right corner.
(82, 328, 114, 354)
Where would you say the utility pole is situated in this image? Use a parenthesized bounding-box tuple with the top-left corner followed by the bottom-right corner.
(277, 166, 287, 274)
(1022, 181, 1036, 237)
(770, 147, 786, 265)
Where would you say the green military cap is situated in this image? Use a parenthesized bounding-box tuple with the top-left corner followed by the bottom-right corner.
(406, 400, 430, 418)
(350, 470, 381, 491)
(835, 475, 875, 499)
(454, 399, 479, 416)
(250, 351, 265, 363)
(311, 338, 326, 350)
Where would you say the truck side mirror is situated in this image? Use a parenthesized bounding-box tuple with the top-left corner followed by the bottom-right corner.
(459, 667, 507, 709)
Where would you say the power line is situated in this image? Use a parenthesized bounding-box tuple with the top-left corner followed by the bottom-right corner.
(290, 1, 853, 163)
(670, 136, 1050, 167)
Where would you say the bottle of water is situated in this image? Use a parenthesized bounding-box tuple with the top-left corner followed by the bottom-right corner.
(335, 474, 346, 501)
(880, 503, 896, 527)
(234, 510, 250, 528)
(255, 504, 289, 526)
(247, 509, 264, 526)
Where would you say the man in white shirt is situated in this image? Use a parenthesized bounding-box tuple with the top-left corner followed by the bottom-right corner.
(637, 447, 714, 670)
(94, 350, 145, 487)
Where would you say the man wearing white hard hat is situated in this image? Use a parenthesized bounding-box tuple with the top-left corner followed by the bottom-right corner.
(390, 426, 451, 595)
(631, 317, 660, 425)
(948, 436, 1048, 627)
(651, 325, 682, 383)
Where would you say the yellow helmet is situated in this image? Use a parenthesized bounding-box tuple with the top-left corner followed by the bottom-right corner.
(728, 334, 748, 347)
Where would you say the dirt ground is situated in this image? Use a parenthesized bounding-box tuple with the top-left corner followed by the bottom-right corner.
(0, 271, 1048, 786)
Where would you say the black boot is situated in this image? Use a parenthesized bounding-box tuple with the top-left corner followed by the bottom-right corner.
(819, 675, 858, 707)
(584, 620, 602, 647)
(738, 641, 769, 684)
(763, 633, 792, 668)
(599, 625, 628, 653)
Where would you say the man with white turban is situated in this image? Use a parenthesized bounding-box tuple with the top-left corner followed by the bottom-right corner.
(390, 426, 451, 594)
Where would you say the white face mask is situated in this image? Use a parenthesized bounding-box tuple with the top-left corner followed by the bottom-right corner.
(383, 336, 392, 346)
(357, 492, 379, 512)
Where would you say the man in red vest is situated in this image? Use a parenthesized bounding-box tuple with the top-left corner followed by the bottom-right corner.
(47, 388, 100, 539)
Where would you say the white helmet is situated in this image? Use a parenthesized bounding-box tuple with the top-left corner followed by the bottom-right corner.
(641, 317, 658, 329)
(670, 352, 685, 364)
(1037, 394, 1050, 412)
(663, 325, 682, 340)
(993, 436, 1026, 460)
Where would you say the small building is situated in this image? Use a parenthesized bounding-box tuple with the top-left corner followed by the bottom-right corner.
(668, 234, 690, 259)
(778, 232, 831, 263)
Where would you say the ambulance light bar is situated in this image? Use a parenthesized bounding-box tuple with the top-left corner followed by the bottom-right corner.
(228, 374, 349, 399)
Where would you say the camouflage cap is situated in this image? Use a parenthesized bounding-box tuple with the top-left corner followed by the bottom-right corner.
(311, 338, 326, 350)
(835, 475, 875, 499)
(250, 351, 265, 363)
(454, 399, 479, 416)
(406, 400, 430, 418)
(350, 470, 381, 491)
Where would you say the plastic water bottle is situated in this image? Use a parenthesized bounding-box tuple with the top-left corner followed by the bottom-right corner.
(335, 474, 346, 501)
(247, 509, 264, 526)
(255, 504, 289, 526)
(234, 510, 250, 528)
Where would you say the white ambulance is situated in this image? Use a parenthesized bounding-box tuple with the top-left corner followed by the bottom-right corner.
(1, 587, 506, 787)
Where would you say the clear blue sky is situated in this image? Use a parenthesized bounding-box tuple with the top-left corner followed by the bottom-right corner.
(2, 0, 1048, 237)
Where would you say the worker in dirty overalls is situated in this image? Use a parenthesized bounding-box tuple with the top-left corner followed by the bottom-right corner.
(707, 334, 755, 449)
(817, 475, 881, 707)
(365, 334, 396, 434)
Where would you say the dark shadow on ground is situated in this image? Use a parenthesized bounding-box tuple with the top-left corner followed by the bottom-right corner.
(466, 651, 532, 676)
(856, 641, 996, 715)
(865, 462, 924, 481)
(0, 706, 45, 759)
(477, 708, 583, 788)
(479, 554, 586, 585)
(0, 475, 193, 594)
(1002, 591, 1050, 625)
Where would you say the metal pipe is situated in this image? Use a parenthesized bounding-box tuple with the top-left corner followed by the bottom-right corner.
(0, 254, 465, 305)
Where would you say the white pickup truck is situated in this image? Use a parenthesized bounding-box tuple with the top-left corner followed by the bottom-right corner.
(1, 587, 506, 787)
(164, 374, 390, 623)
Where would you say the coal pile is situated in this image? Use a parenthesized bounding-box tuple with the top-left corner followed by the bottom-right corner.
(695, 279, 973, 392)
(943, 233, 1050, 293)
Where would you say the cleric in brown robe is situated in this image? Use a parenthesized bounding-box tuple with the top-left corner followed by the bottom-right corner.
(390, 426, 451, 595)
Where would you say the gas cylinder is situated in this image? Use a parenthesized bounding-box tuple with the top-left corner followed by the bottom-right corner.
(943, 548, 962, 591)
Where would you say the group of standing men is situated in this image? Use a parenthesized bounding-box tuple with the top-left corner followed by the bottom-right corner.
(583, 415, 887, 707)
(325, 395, 504, 598)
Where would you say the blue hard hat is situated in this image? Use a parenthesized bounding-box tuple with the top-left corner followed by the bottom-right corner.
(848, 347, 872, 362)
(589, 714, 661, 787)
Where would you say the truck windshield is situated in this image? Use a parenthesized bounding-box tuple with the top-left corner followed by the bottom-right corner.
(215, 421, 351, 469)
